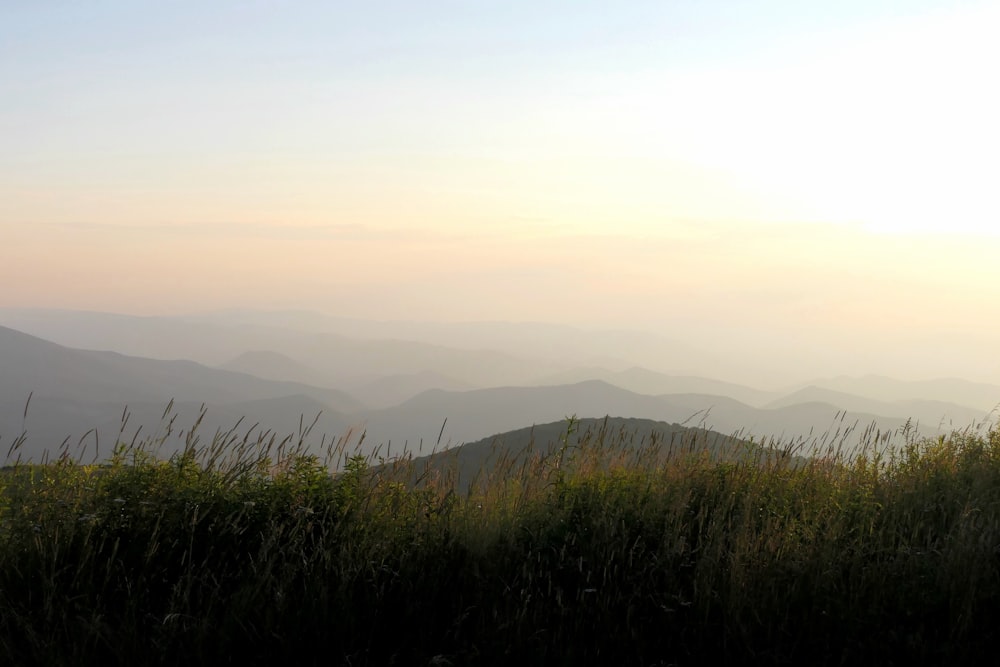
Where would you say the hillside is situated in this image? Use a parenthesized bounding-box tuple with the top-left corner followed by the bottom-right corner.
(395, 416, 807, 492)
(0, 326, 365, 461)
(0, 319, 970, 467)
(0, 326, 360, 410)
(350, 381, 931, 464)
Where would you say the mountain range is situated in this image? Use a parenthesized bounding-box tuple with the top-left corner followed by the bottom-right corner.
(2, 308, 998, 465)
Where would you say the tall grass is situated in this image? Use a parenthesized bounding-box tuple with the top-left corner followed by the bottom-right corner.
(2, 412, 1000, 666)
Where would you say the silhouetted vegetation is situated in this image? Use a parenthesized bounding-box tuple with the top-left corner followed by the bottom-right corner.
(3, 415, 1000, 665)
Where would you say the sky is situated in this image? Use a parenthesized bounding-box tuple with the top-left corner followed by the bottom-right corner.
(3, 0, 1000, 382)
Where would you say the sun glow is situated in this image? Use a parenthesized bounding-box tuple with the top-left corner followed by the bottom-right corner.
(5, 0, 1000, 340)
(610, 2, 1000, 238)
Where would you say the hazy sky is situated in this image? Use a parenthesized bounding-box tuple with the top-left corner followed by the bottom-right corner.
(3, 1, 1000, 380)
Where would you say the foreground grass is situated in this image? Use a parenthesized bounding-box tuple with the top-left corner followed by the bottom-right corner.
(2, 417, 1000, 666)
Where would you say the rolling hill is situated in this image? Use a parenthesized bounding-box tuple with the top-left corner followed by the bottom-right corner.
(0, 325, 365, 461)
(347, 381, 934, 463)
(1, 319, 972, 467)
(387, 416, 809, 493)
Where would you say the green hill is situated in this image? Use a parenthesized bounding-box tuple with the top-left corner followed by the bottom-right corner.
(385, 416, 806, 493)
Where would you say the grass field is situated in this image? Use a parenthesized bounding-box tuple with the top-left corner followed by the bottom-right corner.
(3, 413, 1000, 666)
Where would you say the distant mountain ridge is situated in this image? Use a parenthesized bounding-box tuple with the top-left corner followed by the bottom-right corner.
(219, 350, 331, 387)
(532, 366, 778, 406)
(1, 312, 991, 466)
(801, 375, 1000, 414)
(0, 309, 566, 390)
(0, 325, 360, 410)
(765, 385, 988, 429)
(0, 325, 365, 461)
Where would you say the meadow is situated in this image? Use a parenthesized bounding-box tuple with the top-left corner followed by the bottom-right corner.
(2, 412, 1000, 666)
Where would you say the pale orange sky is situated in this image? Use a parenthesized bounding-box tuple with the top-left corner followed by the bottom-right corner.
(3, 1, 1000, 384)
